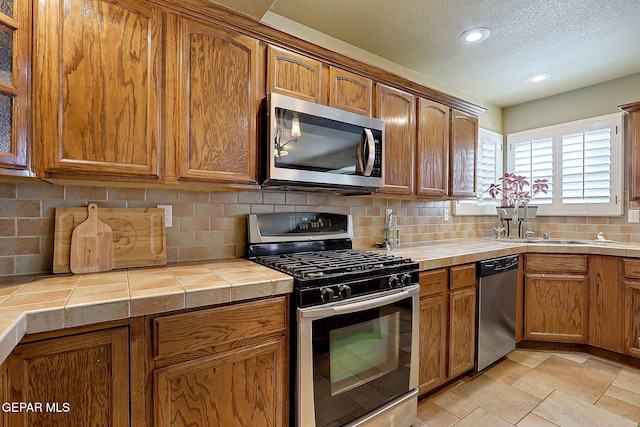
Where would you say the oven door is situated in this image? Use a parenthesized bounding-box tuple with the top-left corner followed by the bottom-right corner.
(297, 284, 420, 427)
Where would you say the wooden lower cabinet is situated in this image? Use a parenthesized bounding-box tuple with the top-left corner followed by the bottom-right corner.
(7, 327, 131, 427)
(449, 287, 476, 377)
(524, 273, 589, 343)
(524, 254, 589, 343)
(152, 296, 288, 427)
(589, 255, 623, 352)
(418, 264, 476, 395)
(418, 293, 448, 393)
(154, 337, 286, 426)
(623, 281, 640, 357)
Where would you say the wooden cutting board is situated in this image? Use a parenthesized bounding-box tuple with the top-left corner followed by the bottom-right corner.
(54, 206, 166, 274)
(69, 203, 114, 274)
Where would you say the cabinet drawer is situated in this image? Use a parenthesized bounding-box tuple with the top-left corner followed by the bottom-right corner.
(420, 269, 448, 297)
(525, 254, 587, 273)
(153, 296, 287, 359)
(450, 264, 476, 289)
(624, 258, 640, 279)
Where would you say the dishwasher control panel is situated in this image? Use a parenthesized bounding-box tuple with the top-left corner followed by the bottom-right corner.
(477, 255, 519, 277)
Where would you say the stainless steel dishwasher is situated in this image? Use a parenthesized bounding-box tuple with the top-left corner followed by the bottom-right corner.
(475, 254, 519, 371)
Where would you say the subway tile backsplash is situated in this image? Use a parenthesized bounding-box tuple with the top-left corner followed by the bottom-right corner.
(1, 180, 639, 277)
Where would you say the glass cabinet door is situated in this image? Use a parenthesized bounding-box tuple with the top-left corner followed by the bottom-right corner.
(0, 0, 31, 176)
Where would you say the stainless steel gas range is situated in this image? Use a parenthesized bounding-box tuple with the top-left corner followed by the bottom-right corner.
(247, 212, 420, 427)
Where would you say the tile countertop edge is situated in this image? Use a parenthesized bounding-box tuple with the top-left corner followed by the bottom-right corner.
(0, 237, 639, 365)
(0, 258, 294, 366)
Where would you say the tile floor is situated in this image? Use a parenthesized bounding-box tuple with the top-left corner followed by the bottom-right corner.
(416, 349, 640, 426)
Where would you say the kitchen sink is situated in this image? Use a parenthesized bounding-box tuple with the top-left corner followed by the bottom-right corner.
(522, 239, 590, 245)
(487, 238, 592, 245)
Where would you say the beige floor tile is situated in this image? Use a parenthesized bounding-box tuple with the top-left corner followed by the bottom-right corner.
(529, 355, 616, 403)
(453, 374, 541, 424)
(533, 390, 636, 427)
(516, 413, 559, 427)
(509, 349, 551, 366)
(583, 356, 623, 377)
(433, 391, 477, 418)
(452, 408, 515, 427)
(612, 368, 640, 396)
(483, 358, 533, 385)
(596, 391, 640, 423)
(522, 367, 602, 404)
(512, 375, 554, 400)
(551, 351, 590, 364)
(416, 400, 459, 427)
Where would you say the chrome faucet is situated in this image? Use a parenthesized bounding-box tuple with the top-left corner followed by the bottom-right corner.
(514, 197, 529, 238)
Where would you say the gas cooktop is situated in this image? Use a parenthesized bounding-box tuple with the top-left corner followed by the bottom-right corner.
(253, 248, 416, 284)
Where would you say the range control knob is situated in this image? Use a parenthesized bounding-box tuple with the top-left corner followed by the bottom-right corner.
(401, 273, 413, 287)
(388, 274, 400, 289)
(320, 287, 335, 303)
(338, 285, 352, 299)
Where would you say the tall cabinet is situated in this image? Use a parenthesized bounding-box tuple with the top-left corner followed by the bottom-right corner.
(0, 0, 31, 176)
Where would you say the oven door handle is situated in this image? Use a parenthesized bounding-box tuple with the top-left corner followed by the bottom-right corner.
(299, 284, 419, 319)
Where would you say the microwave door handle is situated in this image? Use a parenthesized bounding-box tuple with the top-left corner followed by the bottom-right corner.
(363, 128, 375, 176)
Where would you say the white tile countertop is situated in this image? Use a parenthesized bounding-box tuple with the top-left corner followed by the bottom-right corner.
(1, 237, 640, 364)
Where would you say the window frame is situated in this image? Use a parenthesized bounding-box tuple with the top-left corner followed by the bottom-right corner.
(506, 112, 623, 217)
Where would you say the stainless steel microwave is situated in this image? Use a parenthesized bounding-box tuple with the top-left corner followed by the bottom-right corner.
(262, 93, 385, 194)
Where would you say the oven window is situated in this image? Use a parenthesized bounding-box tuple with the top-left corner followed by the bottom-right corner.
(311, 297, 413, 427)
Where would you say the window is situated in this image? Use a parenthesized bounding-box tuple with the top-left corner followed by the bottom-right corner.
(452, 128, 503, 215)
(507, 113, 623, 216)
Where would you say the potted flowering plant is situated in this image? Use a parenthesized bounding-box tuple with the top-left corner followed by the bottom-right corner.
(487, 172, 549, 219)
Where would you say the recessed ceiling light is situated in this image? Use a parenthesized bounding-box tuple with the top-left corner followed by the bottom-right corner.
(460, 27, 490, 44)
(526, 73, 551, 83)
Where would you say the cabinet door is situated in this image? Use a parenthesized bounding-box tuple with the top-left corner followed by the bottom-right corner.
(449, 109, 477, 198)
(416, 98, 449, 197)
(448, 287, 476, 378)
(375, 84, 415, 195)
(524, 273, 589, 343)
(620, 103, 640, 199)
(0, 0, 32, 177)
(623, 280, 640, 357)
(267, 45, 322, 103)
(34, 0, 161, 178)
(419, 294, 448, 394)
(328, 67, 371, 116)
(166, 15, 260, 184)
(8, 327, 130, 427)
(589, 255, 623, 352)
(154, 337, 287, 427)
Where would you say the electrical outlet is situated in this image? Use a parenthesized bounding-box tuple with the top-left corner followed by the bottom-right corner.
(157, 205, 173, 227)
(443, 208, 450, 222)
(629, 209, 640, 223)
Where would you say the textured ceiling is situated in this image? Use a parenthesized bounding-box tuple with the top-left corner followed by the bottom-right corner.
(212, 0, 640, 107)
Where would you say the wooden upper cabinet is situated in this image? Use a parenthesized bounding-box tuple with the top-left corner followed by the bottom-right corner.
(416, 98, 449, 197)
(328, 67, 372, 116)
(620, 102, 640, 200)
(375, 84, 415, 195)
(33, 0, 161, 179)
(0, 0, 32, 177)
(165, 15, 260, 185)
(267, 45, 322, 103)
(449, 109, 478, 198)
